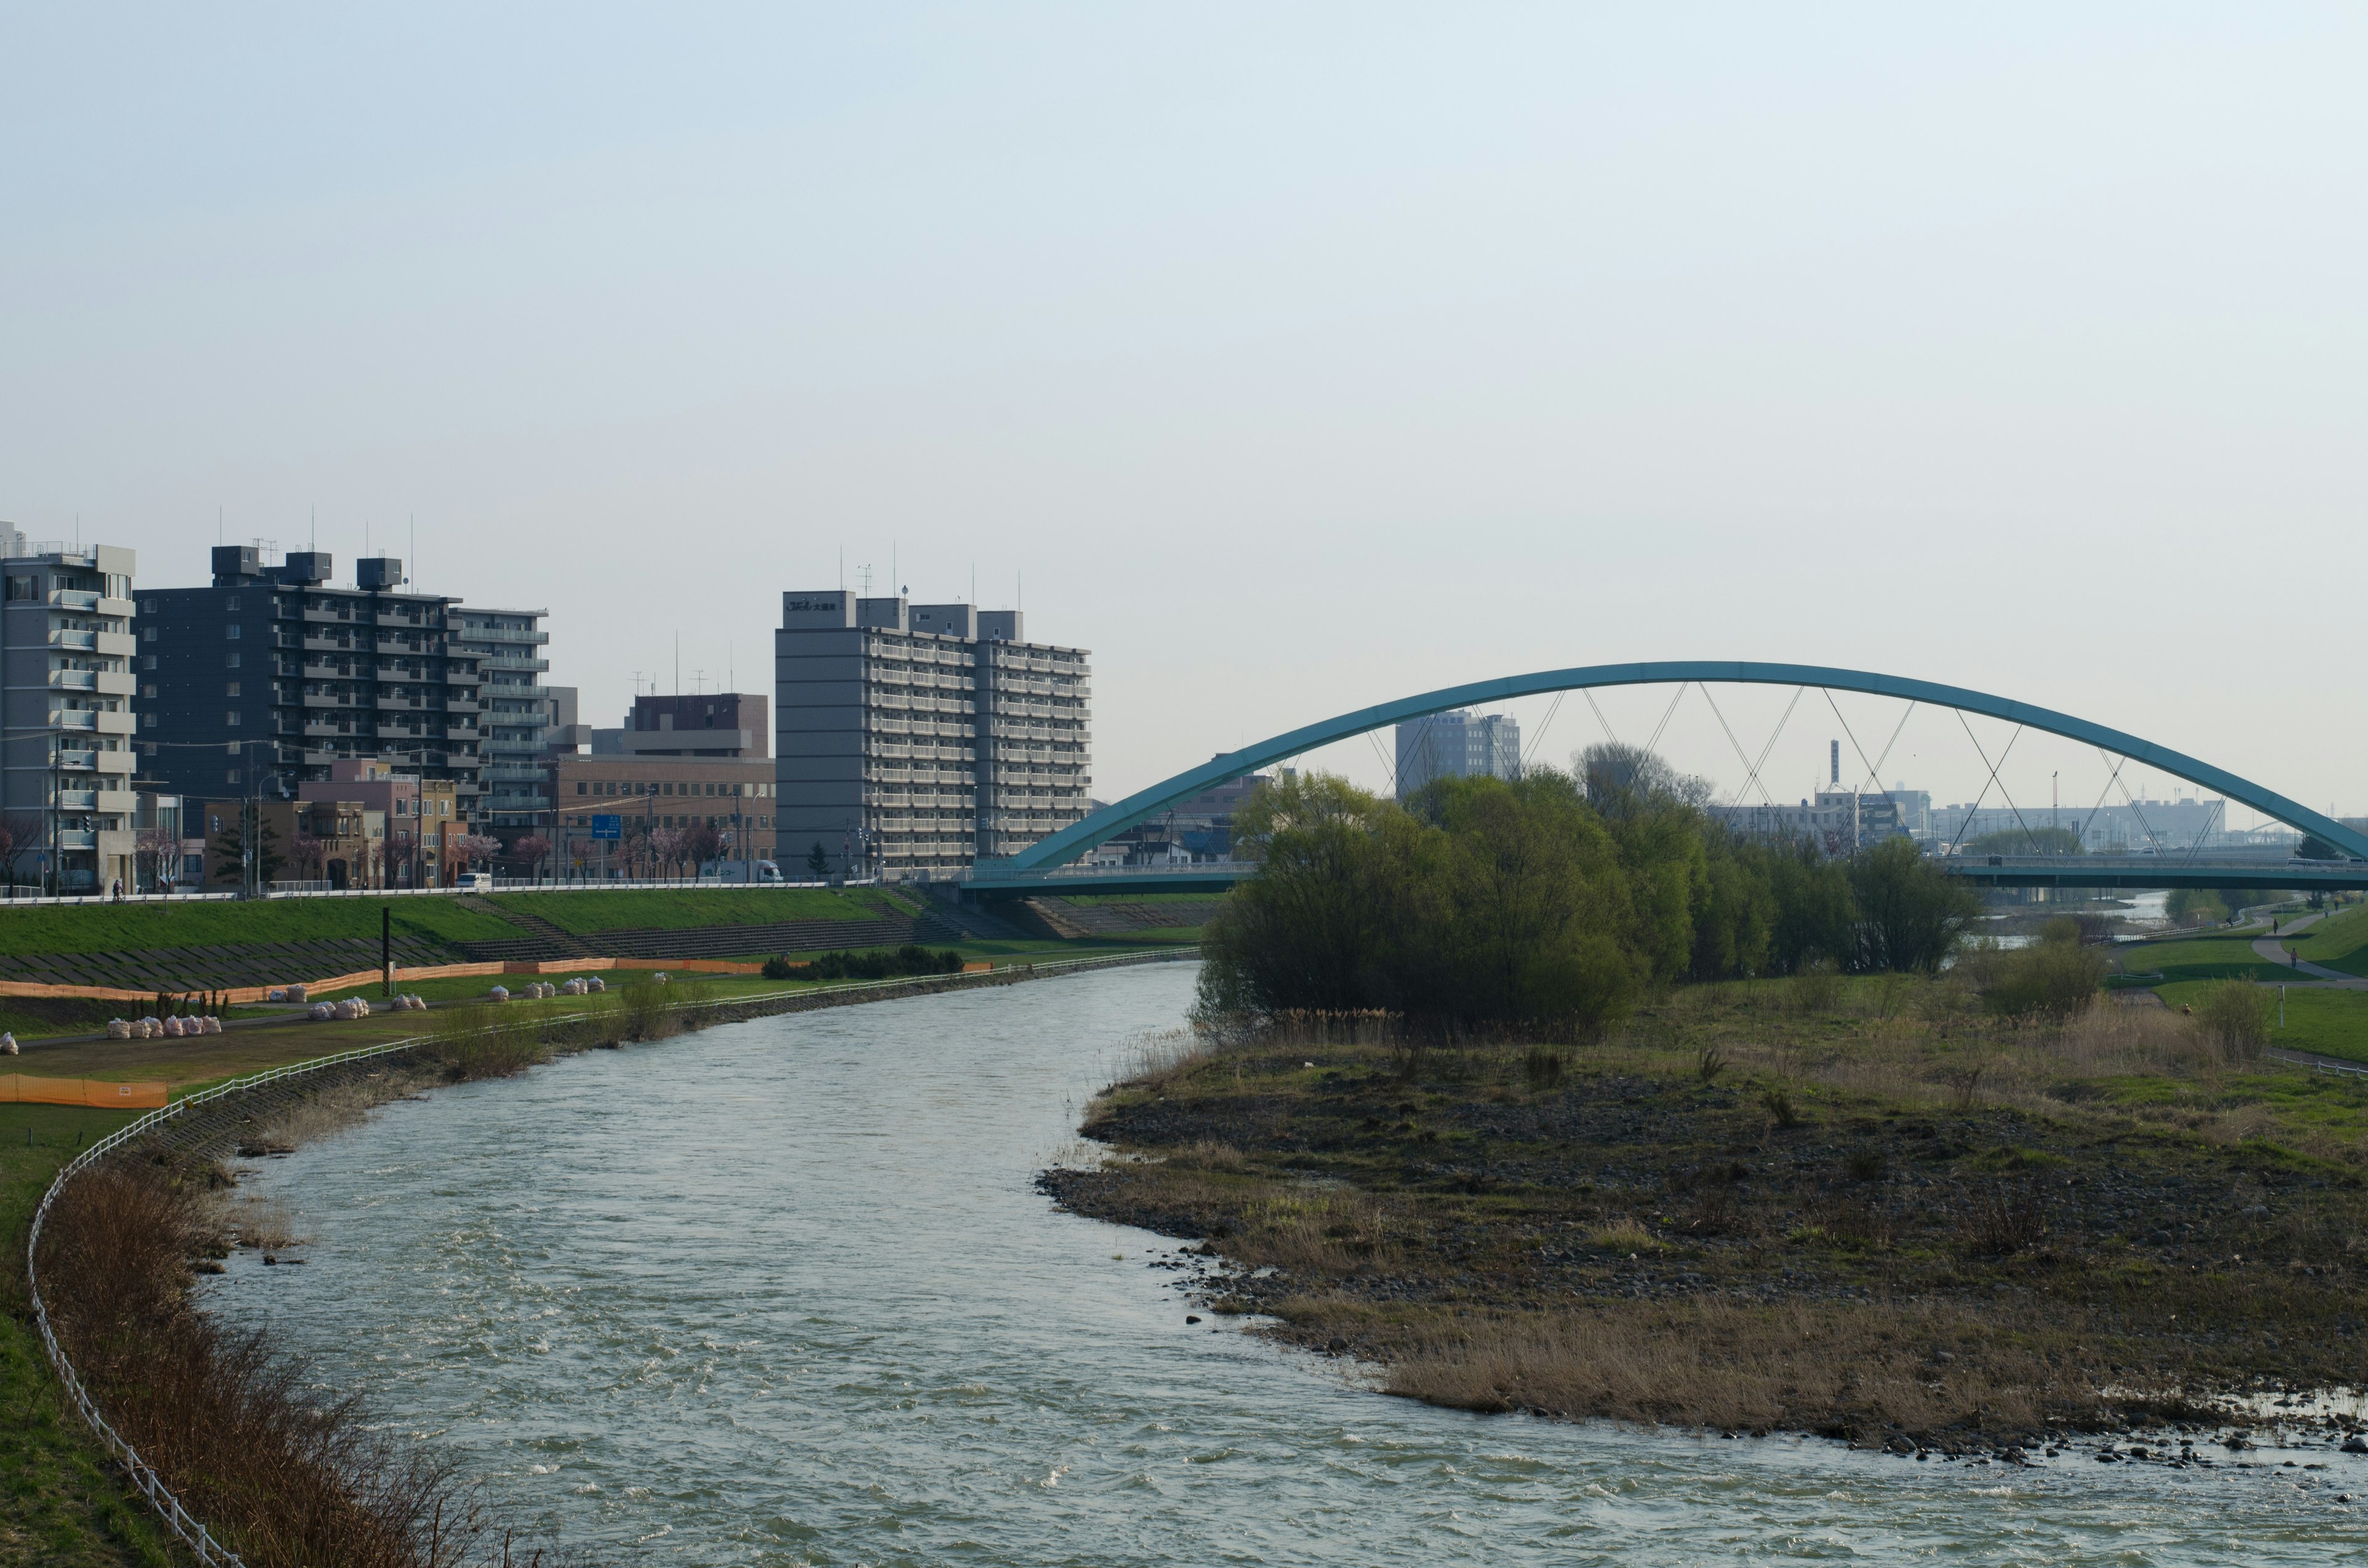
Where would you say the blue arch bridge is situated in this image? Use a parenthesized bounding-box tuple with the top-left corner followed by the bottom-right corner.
(952, 661, 2368, 900)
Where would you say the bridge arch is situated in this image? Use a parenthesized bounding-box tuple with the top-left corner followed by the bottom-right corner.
(1000, 660, 2368, 872)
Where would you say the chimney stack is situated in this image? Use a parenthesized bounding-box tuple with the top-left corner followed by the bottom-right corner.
(1830, 739, 1840, 786)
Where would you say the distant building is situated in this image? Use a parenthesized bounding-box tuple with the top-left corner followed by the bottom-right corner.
(195, 795, 385, 892)
(614, 692, 768, 758)
(0, 537, 138, 893)
(553, 752, 777, 877)
(1394, 710, 1519, 800)
(140, 548, 483, 831)
(1714, 789, 1912, 856)
(297, 758, 462, 887)
(448, 606, 550, 842)
(775, 590, 1091, 880)
(545, 685, 591, 755)
(1100, 764, 1279, 863)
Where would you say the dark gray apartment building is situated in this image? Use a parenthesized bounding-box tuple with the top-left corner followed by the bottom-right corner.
(138, 548, 483, 816)
(775, 590, 1090, 880)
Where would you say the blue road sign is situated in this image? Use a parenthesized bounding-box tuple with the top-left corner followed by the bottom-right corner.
(590, 815, 623, 841)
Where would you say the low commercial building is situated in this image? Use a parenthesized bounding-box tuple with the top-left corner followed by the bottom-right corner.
(0, 535, 138, 893)
(195, 795, 387, 892)
(552, 752, 777, 877)
(297, 758, 462, 887)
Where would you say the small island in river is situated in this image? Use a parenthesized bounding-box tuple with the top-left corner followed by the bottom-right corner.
(1043, 766, 2368, 1462)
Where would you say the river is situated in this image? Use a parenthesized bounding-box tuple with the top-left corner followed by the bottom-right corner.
(203, 964, 2362, 1564)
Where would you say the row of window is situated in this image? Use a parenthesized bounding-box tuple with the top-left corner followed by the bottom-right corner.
(571, 779, 775, 798)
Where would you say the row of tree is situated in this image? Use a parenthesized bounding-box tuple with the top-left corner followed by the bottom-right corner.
(1197, 744, 1981, 1038)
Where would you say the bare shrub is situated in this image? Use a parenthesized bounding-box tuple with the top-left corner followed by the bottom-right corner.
(1233, 1189, 1402, 1275)
(1695, 1045, 1727, 1083)
(1762, 1085, 1801, 1128)
(2193, 979, 2275, 1060)
(1957, 1178, 2050, 1256)
(1113, 1027, 1215, 1087)
(1522, 1044, 1567, 1091)
(1791, 960, 1840, 1014)
(1967, 940, 2108, 1022)
(39, 1161, 530, 1567)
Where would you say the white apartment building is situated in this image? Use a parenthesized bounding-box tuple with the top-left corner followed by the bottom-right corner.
(775, 590, 1090, 880)
(0, 533, 138, 892)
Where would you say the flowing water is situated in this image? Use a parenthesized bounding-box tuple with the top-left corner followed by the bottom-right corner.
(204, 965, 2364, 1564)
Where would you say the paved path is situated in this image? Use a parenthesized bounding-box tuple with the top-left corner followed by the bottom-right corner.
(2248, 910, 2368, 987)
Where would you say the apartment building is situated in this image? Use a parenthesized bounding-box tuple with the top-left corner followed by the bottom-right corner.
(448, 607, 551, 840)
(141, 548, 484, 820)
(775, 589, 1090, 881)
(1394, 709, 1521, 800)
(0, 536, 138, 892)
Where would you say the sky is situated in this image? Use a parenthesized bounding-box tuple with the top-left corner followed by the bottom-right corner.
(4, 5, 2363, 824)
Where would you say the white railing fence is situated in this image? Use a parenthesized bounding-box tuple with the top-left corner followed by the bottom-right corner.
(24, 946, 1192, 1564)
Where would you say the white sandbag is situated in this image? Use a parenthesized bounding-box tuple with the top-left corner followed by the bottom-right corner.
(107, 1018, 131, 1040)
(588, 976, 606, 992)
(1, 1032, 15, 1056)
(204, 1016, 223, 1034)
(652, 972, 670, 985)
(162, 1016, 184, 1037)
(309, 1002, 333, 1020)
(488, 985, 509, 1002)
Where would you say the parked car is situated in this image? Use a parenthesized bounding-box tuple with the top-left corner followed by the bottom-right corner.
(454, 871, 495, 893)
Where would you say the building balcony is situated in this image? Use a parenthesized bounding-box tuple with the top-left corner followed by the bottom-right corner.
(53, 829, 96, 851)
(56, 749, 96, 771)
(49, 589, 101, 612)
(49, 629, 95, 652)
(49, 668, 97, 692)
(478, 654, 549, 672)
(55, 789, 97, 811)
(481, 792, 547, 813)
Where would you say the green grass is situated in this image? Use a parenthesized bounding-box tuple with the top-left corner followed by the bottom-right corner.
(1058, 892, 1228, 907)
(2110, 929, 2299, 987)
(1, 1102, 181, 1568)
(2295, 900, 2368, 978)
(0, 895, 524, 956)
(2152, 977, 2368, 1067)
(488, 887, 902, 935)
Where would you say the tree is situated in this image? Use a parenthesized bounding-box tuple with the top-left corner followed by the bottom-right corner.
(290, 831, 326, 883)
(1960, 826, 2083, 857)
(507, 835, 552, 879)
(1848, 837, 1978, 973)
(806, 840, 831, 879)
(456, 833, 504, 869)
(134, 826, 178, 893)
(0, 810, 40, 890)
(209, 809, 284, 892)
(678, 821, 724, 869)
(384, 827, 417, 888)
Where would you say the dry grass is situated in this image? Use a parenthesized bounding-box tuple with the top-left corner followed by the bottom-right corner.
(38, 1162, 556, 1567)
(1362, 1297, 2124, 1436)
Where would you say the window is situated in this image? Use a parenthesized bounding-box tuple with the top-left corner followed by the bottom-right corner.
(142, 684, 156, 699)
(225, 625, 240, 640)
(575, 781, 586, 794)
(141, 712, 157, 729)
(225, 652, 240, 668)
(224, 596, 240, 611)
(226, 770, 240, 784)
(227, 711, 240, 727)
(140, 599, 156, 614)
(226, 682, 240, 697)
(143, 626, 157, 642)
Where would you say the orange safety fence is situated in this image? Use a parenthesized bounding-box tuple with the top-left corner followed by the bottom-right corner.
(0, 1075, 170, 1109)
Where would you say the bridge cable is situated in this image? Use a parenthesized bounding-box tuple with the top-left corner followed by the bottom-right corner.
(1520, 691, 1566, 773)
(1945, 717, 2027, 855)
(1697, 683, 1778, 808)
(1643, 683, 1687, 757)
(1581, 689, 1621, 749)
(1822, 690, 1915, 824)
(2181, 799, 2223, 867)
(2074, 750, 2132, 851)
(2101, 751, 2170, 858)
(1365, 729, 1397, 797)
(1733, 686, 1807, 810)
(1951, 712, 2045, 854)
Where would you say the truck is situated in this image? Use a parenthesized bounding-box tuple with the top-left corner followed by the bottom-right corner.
(704, 860, 784, 885)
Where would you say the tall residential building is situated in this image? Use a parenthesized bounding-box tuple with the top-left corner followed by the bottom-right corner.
(448, 607, 551, 840)
(776, 590, 1090, 880)
(142, 549, 484, 821)
(0, 538, 138, 892)
(1394, 709, 1521, 800)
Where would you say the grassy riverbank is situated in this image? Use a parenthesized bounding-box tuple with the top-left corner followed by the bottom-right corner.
(1045, 977, 2368, 1454)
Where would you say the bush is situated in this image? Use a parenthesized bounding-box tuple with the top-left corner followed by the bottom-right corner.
(1790, 959, 1841, 1013)
(761, 954, 797, 980)
(805, 945, 964, 982)
(1968, 940, 2108, 1022)
(2194, 978, 2275, 1058)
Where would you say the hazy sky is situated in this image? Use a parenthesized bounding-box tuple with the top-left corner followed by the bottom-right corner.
(6, 6, 2363, 823)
